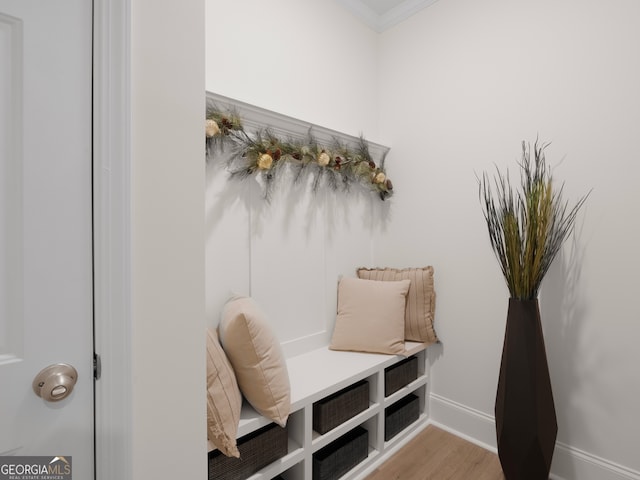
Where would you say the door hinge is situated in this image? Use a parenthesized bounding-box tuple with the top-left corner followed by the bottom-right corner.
(93, 353, 102, 380)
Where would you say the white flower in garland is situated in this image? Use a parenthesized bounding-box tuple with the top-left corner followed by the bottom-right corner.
(205, 119, 220, 138)
(257, 153, 273, 170)
(317, 151, 331, 167)
(374, 172, 386, 184)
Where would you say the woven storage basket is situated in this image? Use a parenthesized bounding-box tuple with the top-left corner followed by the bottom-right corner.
(384, 355, 418, 397)
(208, 422, 287, 480)
(384, 393, 420, 441)
(313, 380, 369, 434)
(313, 426, 368, 480)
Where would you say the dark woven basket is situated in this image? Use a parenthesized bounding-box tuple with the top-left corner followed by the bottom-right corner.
(313, 380, 369, 434)
(384, 355, 418, 397)
(313, 426, 368, 480)
(208, 423, 287, 480)
(384, 393, 420, 441)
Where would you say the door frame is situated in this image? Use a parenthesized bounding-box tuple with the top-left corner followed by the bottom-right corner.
(93, 0, 132, 479)
(93, 2, 207, 478)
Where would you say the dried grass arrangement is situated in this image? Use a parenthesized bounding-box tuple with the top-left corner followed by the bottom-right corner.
(478, 140, 590, 300)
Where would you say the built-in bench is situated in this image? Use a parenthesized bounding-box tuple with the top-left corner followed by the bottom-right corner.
(208, 341, 430, 480)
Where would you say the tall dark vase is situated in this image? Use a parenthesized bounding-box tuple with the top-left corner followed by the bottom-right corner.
(495, 298, 558, 480)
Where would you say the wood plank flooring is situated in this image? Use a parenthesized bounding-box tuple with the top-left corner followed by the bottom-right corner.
(364, 425, 505, 480)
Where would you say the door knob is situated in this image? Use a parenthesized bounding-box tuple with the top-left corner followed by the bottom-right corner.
(32, 364, 78, 402)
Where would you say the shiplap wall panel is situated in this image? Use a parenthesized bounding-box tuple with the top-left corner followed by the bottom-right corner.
(249, 171, 328, 351)
(205, 153, 252, 325)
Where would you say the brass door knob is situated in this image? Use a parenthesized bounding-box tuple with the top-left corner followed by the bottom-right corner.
(32, 364, 78, 402)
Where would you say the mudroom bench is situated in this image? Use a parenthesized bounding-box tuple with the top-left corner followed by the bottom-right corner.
(208, 341, 430, 480)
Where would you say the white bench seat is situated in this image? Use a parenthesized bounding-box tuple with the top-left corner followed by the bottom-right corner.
(208, 341, 428, 449)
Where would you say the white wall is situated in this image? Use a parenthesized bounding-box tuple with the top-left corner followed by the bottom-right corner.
(130, 0, 206, 478)
(205, 0, 386, 356)
(377, 0, 640, 477)
(205, 0, 380, 140)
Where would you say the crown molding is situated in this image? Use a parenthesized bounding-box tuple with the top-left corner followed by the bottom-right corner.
(378, 0, 440, 31)
(336, 0, 440, 32)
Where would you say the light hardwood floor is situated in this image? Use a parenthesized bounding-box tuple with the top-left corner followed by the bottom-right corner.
(364, 425, 505, 480)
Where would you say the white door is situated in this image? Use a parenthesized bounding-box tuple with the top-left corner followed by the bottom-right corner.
(0, 0, 94, 478)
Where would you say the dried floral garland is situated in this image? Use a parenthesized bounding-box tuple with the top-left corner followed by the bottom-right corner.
(205, 106, 393, 201)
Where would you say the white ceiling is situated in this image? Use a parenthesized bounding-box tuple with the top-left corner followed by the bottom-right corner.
(335, 0, 440, 32)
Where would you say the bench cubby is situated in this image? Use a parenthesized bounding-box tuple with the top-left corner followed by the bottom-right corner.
(313, 380, 369, 435)
(208, 342, 429, 480)
(384, 393, 420, 442)
(208, 423, 288, 480)
(313, 425, 369, 480)
(384, 355, 419, 397)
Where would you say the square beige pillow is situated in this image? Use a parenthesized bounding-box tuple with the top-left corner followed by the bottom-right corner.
(206, 328, 242, 458)
(330, 277, 410, 355)
(219, 296, 291, 427)
(357, 266, 438, 344)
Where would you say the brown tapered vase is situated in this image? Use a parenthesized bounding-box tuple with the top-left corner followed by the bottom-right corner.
(495, 298, 558, 480)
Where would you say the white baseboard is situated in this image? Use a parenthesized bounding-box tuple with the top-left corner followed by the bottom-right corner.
(429, 393, 640, 480)
(429, 393, 497, 451)
(551, 442, 640, 480)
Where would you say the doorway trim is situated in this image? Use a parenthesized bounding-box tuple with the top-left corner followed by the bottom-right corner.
(93, 0, 133, 479)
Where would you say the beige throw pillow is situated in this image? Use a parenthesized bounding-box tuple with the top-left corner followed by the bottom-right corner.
(206, 328, 242, 458)
(330, 277, 410, 355)
(219, 296, 291, 427)
(357, 266, 438, 344)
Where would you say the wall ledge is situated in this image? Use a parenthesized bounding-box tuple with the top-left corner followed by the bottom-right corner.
(206, 91, 390, 161)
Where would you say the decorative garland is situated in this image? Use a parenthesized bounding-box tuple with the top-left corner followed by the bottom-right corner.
(205, 106, 393, 201)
